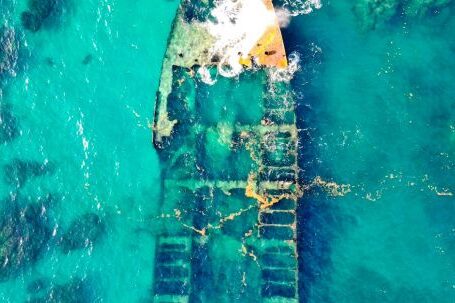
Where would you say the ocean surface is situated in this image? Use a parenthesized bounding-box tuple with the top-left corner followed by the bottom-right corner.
(0, 0, 454, 302)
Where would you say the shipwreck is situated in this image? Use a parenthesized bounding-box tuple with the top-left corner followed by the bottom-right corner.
(152, 1, 300, 302)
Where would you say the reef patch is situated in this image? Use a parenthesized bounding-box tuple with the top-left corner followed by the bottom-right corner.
(0, 200, 51, 281)
(0, 26, 19, 79)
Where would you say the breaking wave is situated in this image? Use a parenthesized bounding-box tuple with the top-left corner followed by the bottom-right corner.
(268, 51, 301, 82)
(275, 0, 322, 28)
(198, 66, 218, 85)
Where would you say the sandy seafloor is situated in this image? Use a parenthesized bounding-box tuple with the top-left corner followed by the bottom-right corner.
(0, 0, 454, 302)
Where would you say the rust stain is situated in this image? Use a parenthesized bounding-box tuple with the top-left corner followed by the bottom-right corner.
(245, 173, 287, 209)
(241, 243, 259, 263)
(182, 223, 207, 236)
(239, 0, 287, 69)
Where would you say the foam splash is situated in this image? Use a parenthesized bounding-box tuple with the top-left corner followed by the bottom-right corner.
(275, 0, 322, 28)
(279, 0, 322, 17)
(198, 66, 217, 85)
(204, 0, 321, 78)
(207, 0, 276, 77)
(275, 8, 293, 28)
(268, 51, 301, 82)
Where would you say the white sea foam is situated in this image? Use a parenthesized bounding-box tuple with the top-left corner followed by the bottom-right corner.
(203, 0, 321, 77)
(198, 66, 217, 85)
(275, 0, 322, 29)
(275, 8, 292, 28)
(268, 51, 301, 82)
(207, 0, 276, 77)
(280, 0, 322, 17)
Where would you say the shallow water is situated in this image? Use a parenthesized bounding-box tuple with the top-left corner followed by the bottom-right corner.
(1, 0, 178, 301)
(0, 0, 454, 302)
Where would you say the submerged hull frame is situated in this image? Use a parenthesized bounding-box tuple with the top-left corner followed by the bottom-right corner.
(152, 1, 300, 302)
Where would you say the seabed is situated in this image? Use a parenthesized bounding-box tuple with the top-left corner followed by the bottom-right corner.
(152, 1, 300, 302)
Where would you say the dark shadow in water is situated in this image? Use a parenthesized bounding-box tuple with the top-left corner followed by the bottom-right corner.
(44, 57, 55, 66)
(3, 159, 54, 188)
(59, 213, 106, 253)
(81, 54, 93, 65)
(27, 277, 50, 295)
(0, 103, 19, 144)
(0, 196, 52, 282)
(21, 0, 74, 33)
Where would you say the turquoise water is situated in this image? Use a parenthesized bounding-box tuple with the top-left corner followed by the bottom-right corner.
(0, 0, 454, 302)
(289, 1, 455, 302)
(1, 0, 178, 301)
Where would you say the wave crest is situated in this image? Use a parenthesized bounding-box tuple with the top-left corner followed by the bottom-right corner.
(278, 0, 322, 17)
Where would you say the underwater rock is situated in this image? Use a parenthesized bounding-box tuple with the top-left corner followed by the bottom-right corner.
(60, 213, 105, 253)
(0, 202, 51, 281)
(0, 26, 19, 78)
(353, 0, 398, 30)
(21, 0, 70, 32)
(3, 159, 52, 188)
(28, 277, 93, 303)
(21, 12, 42, 33)
(0, 104, 19, 144)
